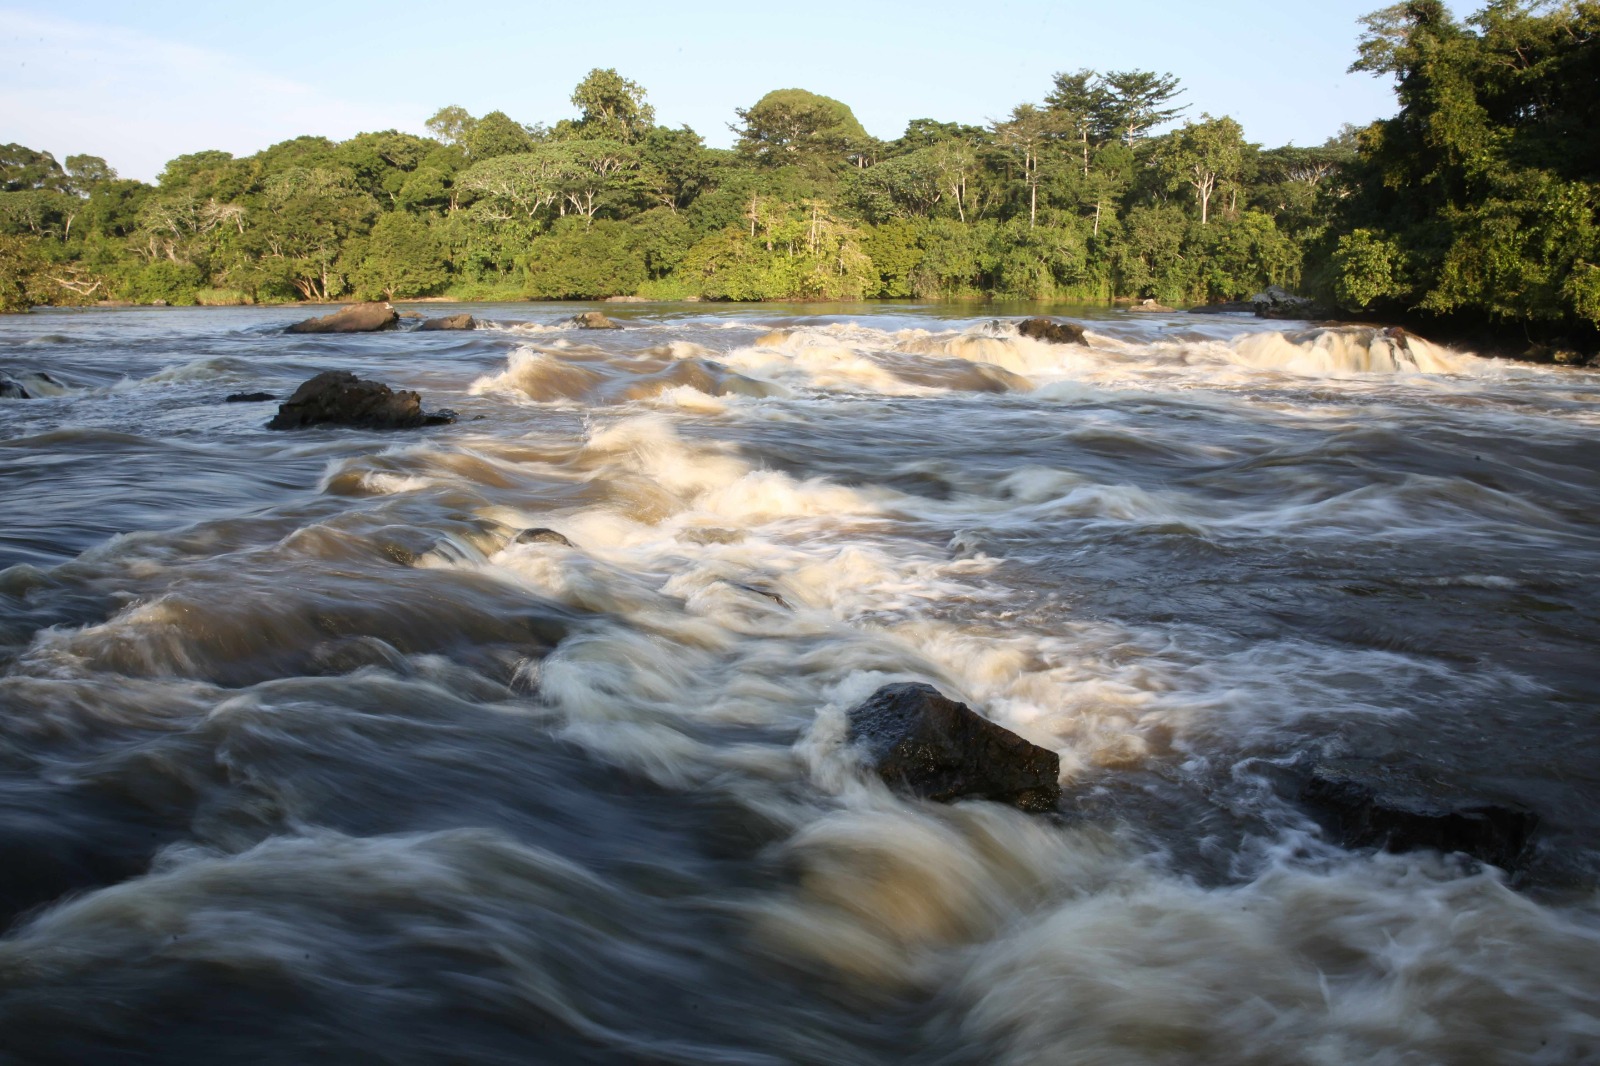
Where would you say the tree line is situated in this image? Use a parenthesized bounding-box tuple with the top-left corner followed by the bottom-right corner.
(2, 2, 1595, 350)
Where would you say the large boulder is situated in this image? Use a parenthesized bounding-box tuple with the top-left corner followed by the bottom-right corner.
(570, 311, 622, 330)
(847, 683, 1061, 812)
(1250, 286, 1320, 320)
(1299, 763, 1539, 871)
(285, 302, 400, 335)
(418, 313, 476, 332)
(266, 371, 456, 430)
(1015, 318, 1087, 346)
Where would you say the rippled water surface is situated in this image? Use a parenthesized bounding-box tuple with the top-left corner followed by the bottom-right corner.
(2, 303, 1599, 1064)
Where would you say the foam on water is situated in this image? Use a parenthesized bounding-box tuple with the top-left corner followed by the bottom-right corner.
(2, 303, 1598, 1063)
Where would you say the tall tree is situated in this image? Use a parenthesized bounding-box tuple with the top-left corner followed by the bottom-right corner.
(569, 69, 656, 143)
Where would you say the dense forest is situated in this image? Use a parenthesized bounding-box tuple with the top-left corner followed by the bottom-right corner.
(1, 1, 1595, 350)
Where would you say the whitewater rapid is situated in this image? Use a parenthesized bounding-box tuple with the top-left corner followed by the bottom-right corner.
(1, 303, 1598, 1064)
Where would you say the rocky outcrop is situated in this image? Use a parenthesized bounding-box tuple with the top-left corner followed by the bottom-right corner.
(225, 391, 276, 403)
(847, 683, 1061, 812)
(1251, 286, 1322, 320)
(266, 371, 456, 430)
(1130, 298, 1176, 313)
(0, 375, 31, 399)
(418, 314, 477, 332)
(284, 302, 400, 335)
(1016, 318, 1087, 346)
(570, 311, 622, 330)
(1299, 763, 1539, 871)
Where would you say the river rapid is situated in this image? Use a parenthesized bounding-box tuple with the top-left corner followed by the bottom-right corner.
(1, 302, 1598, 1064)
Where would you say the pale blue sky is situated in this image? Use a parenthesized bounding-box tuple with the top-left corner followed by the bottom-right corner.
(3, 0, 1476, 183)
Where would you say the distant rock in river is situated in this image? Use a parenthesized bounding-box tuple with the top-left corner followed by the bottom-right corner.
(285, 302, 400, 334)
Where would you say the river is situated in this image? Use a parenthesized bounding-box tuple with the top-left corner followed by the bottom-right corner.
(2, 303, 1598, 1064)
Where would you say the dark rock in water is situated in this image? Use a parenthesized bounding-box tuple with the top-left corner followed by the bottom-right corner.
(514, 528, 574, 547)
(570, 311, 622, 330)
(1300, 764, 1539, 871)
(284, 302, 400, 335)
(847, 683, 1061, 812)
(1189, 301, 1256, 314)
(225, 391, 276, 403)
(418, 313, 477, 331)
(0, 375, 30, 400)
(267, 371, 456, 430)
(727, 581, 789, 608)
(1016, 318, 1086, 346)
(1251, 285, 1325, 320)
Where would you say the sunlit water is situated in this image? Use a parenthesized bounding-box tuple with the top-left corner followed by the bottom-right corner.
(2, 302, 1598, 1064)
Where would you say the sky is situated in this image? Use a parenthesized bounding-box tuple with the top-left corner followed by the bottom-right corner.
(2, 0, 1479, 183)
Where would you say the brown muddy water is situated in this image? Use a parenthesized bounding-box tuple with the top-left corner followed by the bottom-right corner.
(1, 302, 1598, 1064)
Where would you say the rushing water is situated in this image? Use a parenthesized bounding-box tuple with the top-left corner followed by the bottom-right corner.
(2, 302, 1598, 1064)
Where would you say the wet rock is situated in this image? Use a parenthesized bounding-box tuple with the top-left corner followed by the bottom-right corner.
(225, 391, 276, 403)
(727, 581, 789, 608)
(604, 295, 648, 303)
(1251, 285, 1322, 320)
(1299, 763, 1539, 871)
(570, 311, 622, 330)
(266, 371, 456, 430)
(1188, 300, 1256, 314)
(514, 528, 574, 547)
(847, 683, 1061, 812)
(398, 310, 425, 320)
(418, 313, 477, 331)
(0, 375, 31, 399)
(284, 302, 400, 335)
(1131, 298, 1176, 313)
(1016, 318, 1087, 346)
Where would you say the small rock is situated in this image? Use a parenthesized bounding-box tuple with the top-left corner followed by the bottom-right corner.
(514, 528, 574, 547)
(0, 375, 31, 400)
(225, 391, 276, 403)
(266, 371, 455, 430)
(285, 302, 400, 335)
(847, 683, 1061, 812)
(570, 311, 621, 330)
(1016, 318, 1087, 346)
(1131, 298, 1176, 313)
(418, 314, 477, 331)
(398, 310, 425, 320)
(1299, 764, 1539, 871)
(727, 581, 789, 608)
(150, 299, 168, 307)
(604, 295, 648, 303)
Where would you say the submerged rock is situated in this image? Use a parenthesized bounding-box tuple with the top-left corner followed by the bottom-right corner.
(570, 311, 622, 330)
(1016, 318, 1087, 346)
(225, 391, 276, 403)
(847, 683, 1061, 812)
(0, 375, 31, 399)
(418, 314, 477, 332)
(514, 528, 574, 547)
(267, 371, 456, 430)
(1299, 763, 1539, 871)
(284, 302, 400, 335)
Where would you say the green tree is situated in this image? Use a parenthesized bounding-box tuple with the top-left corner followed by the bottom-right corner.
(734, 89, 869, 171)
(569, 69, 656, 143)
(349, 211, 449, 298)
